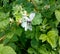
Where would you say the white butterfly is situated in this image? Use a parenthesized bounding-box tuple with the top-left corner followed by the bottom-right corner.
(21, 13, 35, 31)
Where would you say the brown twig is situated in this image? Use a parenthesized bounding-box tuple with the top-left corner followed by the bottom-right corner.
(31, 0, 38, 11)
(0, 36, 5, 42)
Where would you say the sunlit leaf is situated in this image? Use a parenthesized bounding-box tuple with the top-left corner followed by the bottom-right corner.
(47, 30, 58, 48)
(0, 44, 16, 54)
(55, 10, 60, 22)
(39, 34, 47, 42)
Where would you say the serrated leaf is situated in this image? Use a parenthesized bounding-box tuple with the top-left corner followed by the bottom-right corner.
(32, 13, 42, 25)
(55, 10, 60, 22)
(40, 30, 58, 48)
(47, 30, 58, 48)
(39, 34, 47, 42)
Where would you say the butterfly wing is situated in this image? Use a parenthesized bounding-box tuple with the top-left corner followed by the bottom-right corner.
(29, 13, 35, 21)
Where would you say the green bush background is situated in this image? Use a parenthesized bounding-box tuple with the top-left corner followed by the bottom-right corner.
(0, 0, 60, 54)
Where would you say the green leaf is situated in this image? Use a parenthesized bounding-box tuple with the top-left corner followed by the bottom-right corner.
(0, 44, 4, 53)
(39, 30, 58, 48)
(25, 31, 34, 39)
(49, 0, 55, 5)
(8, 43, 17, 50)
(25, 27, 35, 39)
(15, 27, 23, 36)
(32, 13, 42, 25)
(6, 32, 14, 39)
(57, 0, 60, 4)
(59, 37, 60, 47)
(39, 34, 47, 42)
(3, 38, 10, 44)
(38, 45, 50, 54)
(42, 18, 47, 25)
(31, 39, 39, 49)
(13, 5, 22, 22)
(28, 47, 37, 54)
(51, 51, 56, 54)
(47, 30, 58, 48)
(0, 12, 9, 29)
(0, 18, 9, 29)
(0, 44, 16, 54)
(55, 10, 60, 22)
(2, 46, 16, 54)
(3, 32, 14, 44)
(10, 35, 18, 42)
(59, 49, 60, 54)
(35, 26, 41, 41)
(28, 47, 34, 54)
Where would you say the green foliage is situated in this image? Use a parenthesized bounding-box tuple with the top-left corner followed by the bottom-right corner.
(32, 13, 42, 25)
(55, 10, 60, 22)
(47, 30, 58, 48)
(39, 30, 58, 48)
(0, 44, 16, 54)
(0, 0, 60, 54)
(0, 12, 9, 29)
(39, 34, 47, 42)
